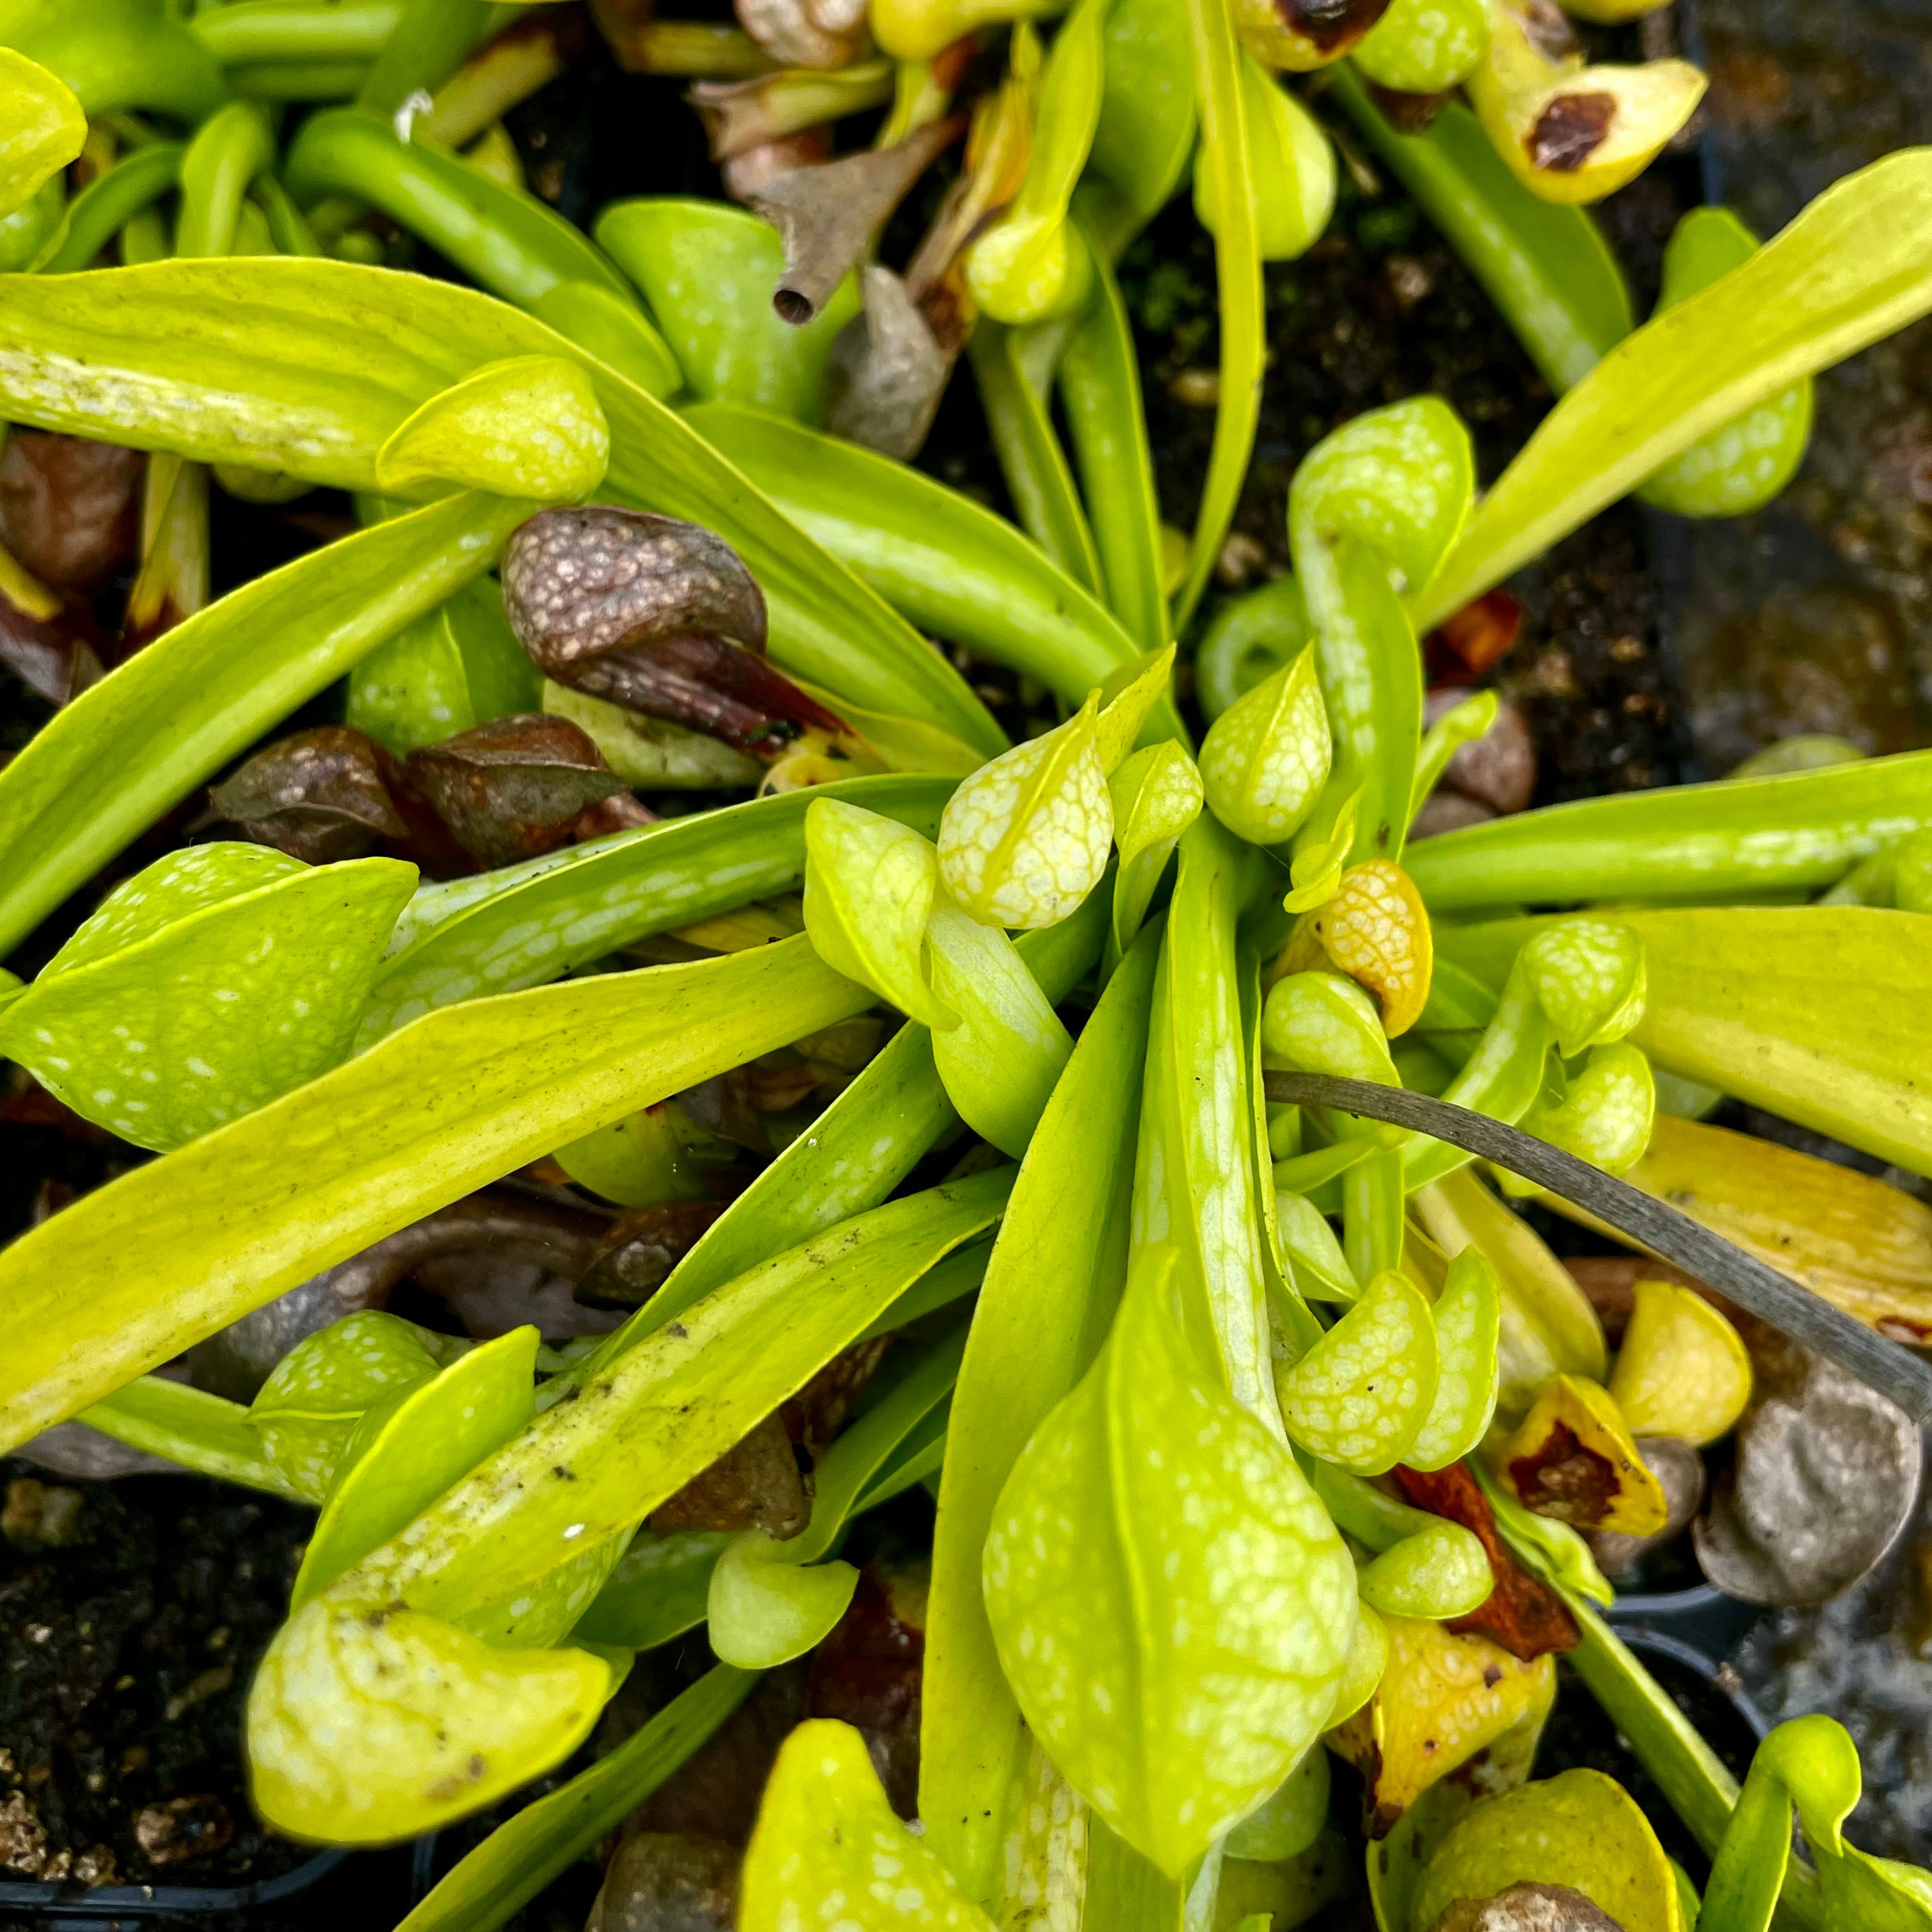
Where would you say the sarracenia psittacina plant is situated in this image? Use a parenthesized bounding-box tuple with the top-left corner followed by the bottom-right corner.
(5, 4, 1932, 1926)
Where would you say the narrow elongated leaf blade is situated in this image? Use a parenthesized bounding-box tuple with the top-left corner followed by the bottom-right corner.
(0, 937, 870, 1454)
(1416, 149, 1932, 629)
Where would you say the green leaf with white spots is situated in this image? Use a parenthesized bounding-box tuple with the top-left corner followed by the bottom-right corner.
(0, 843, 416, 1152)
(938, 696, 1114, 930)
(1093, 644, 1178, 772)
(247, 1593, 615, 1846)
(983, 1252, 1357, 1879)
(928, 900, 1075, 1158)
(1227, 1745, 1330, 1862)
(1199, 644, 1332, 847)
(248, 1311, 445, 1504)
(1274, 1190, 1360, 1305)
(1355, 1517, 1492, 1620)
(1523, 920, 1647, 1056)
(1403, 1248, 1501, 1471)
(373, 355, 610, 503)
(1517, 1041, 1656, 1176)
(1261, 972, 1403, 1091)
(741, 1719, 998, 1931)
(1108, 741, 1203, 957)
(0, 48, 82, 221)
(1276, 1270, 1437, 1475)
(803, 798, 957, 1032)
(293, 1327, 540, 1610)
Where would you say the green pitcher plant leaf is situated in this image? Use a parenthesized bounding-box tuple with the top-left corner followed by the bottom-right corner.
(1414, 148, 1932, 630)
(742, 1720, 998, 1931)
(1403, 1248, 1502, 1471)
(78, 1375, 308, 1502)
(928, 899, 1076, 1156)
(291, 1325, 541, 1610)
(363, 774, 952, 1042)
(0, 257, 999, 751)
(394, 1665, 757, 1932)
(1277, 1270, 1439, 1474)
(0, 936, 874, 1455)
(984, 1248, 1357, 1878)
(0, 489, 523, 959)
(0, 46, 82, 221)
(371, 354, 610, 502)
(803, 797, 957, 1032)
(937, 694, 1113, 930)
(1, 843, 414, 1151)
(566, 1529, 733, 1651)
(1200, 642, 1332, 848)
(923, 924, 1157, 1906)
(1108, 741, 1204, 961)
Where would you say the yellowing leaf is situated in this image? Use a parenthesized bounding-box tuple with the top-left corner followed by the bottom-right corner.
(1326, 1616, 1556, 1834)
(1412, 1767, 1685, 1932)
(741, 1720, 997, 1931)
(1306, 859, 1433, 1037)
(247, 1596, 612, 1844)
(374, 355, 609, 502)
(1501, 1374, 1669, 1536)
(1199, 642, 1332, 846)
(803, 798, 956, 1031)
(983, 1254, 1356, 1877)
(1278, 1271, 1438, 1474)
(938, 697, 1114, 930)
(1608, 1280, 1751, 1449)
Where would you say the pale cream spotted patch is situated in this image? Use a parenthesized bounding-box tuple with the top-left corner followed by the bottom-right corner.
(1198, 645, 1332, 847)
(1307, 860, 1433, 1037)
(982, 1262, 1356, 1879)
(739, 1721, 997, 1931)
(1521, 1040, 1655, 1176)
(1278, 1270, 1439, 1474)
(937, 700, 1113, 930)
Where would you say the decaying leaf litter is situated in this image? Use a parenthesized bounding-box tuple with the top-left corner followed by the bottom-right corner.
(4, 0, 1932, 1926)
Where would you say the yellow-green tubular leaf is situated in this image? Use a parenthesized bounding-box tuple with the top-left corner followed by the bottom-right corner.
(1444, 905, 1932, 1182)
(1195, 54, 1335, 262)
(1108, 741, 1202, 958)
(0, 260, 1001, 759)
(1514, 1039, 1655, 1177)
(1093, 643, 1178, 772)
(1357, 1520, 1493, 1621)
(373, 355, 609, 502)
(1275, 1189, 1360, 1304)
(1178, 0, 1264, 629)
(803, 798, 956, 1030)
(982, 1254, 1356, 1879)
(0, 937, 873, 1456)
(0, 845, 416, 1153)
(922, 927, 1156, 1906)
(1411, 689, 1497, 824)
(741, 1720, 997, 1931)
(966, 3, 1104, 326)
(0, 48, 83, 220)
(1404, 1247, 1500, 1471)
(1523, 918, 1645, 1057)
(247, 1596, 613, 1845)
(1227, 1745, 1330, 1864)
(1199, 642, 1332, 846)
(1639, 208, 1813, 519)
(0, 490, 523, 960)
(249, 1313, 446, 1505)
(1411, 1767, 1686, 1932)
(1410, 1166, 1608, 1414)
(1261, 972, 1402, 1090)
(293, 1328, 540, 1610)
(1351, 0, 1488, 94)
(927, 901, 1074, 1158)
(77, 1377, 306, 1501)
(1330, 1598, 1388, 1727)
(1196, 576, 1312, 723)
(1414, 150, 1932, 631)
(1278, 1270, 1438, 1474)
(937, 696, 1114, 930)
(1283, 787, 1360, 913)
(706, 1541, 860, 1670)
(567, 1530, 731, 1651)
